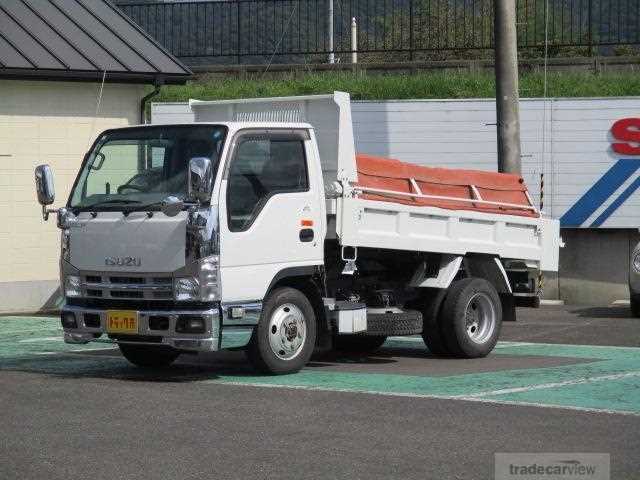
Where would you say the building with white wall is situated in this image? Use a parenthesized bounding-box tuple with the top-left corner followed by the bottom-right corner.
(0, 0, 191, 313)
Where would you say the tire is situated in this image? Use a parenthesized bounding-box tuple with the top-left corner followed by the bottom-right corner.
(419, 288, 450, 355)
(365, 311, 423, 336)
(334, 335, 387, 353)
(246, 287, 317, 374)
(631, 294, 640, 318)
(118, 344, 180, 368)
(440, 278, 502, 358)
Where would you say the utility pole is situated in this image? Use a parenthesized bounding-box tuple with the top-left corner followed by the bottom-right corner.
(328, 0, 335, 64)
(494, 0, 521, 174)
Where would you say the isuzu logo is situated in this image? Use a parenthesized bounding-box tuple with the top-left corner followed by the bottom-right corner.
(105, 256, 141, 267)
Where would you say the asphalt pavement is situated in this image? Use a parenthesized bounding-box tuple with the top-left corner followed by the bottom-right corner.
(1, 305, 639, 479)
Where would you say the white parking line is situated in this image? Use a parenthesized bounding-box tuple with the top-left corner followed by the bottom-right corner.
(494, 341, 538, 348)
(18, 337, 63, 343)
(34, 348, 119, 358)
(0, 328, 62, 336)
(207, 379, 640, 417)
(460, 371, 640, 398)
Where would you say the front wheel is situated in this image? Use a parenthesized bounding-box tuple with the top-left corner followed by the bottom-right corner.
(440, 278, 502, 358)
(118, 344, 180, 368)
(245, 287, 317, 374)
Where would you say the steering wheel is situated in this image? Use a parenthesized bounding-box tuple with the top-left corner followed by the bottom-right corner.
(117, 183, 147, 194)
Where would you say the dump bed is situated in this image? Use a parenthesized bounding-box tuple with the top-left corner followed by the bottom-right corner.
(355, 154, 538, 218)
(341, 152, 558, 271)
(181, 92, 560, 271)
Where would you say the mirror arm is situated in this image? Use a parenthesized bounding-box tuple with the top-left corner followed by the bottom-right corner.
(41, 205, 58, 221)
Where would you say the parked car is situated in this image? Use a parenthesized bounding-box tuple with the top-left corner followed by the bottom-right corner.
(631, 240, 640, 317)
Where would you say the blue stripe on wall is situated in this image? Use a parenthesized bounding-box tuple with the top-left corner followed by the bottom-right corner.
(560, 159, 640, 227)
(589, 175, 640, 227)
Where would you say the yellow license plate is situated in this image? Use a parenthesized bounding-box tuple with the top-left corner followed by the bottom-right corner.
(106, 310, 139, 334)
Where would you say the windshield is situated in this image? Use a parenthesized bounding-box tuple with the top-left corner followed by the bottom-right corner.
(69, 125, 227, 211)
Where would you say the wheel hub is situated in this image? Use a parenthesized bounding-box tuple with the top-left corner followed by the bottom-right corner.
(464, 292, 496, 344)
(285, 322, 298, 341)
(268, 304, 307, 360)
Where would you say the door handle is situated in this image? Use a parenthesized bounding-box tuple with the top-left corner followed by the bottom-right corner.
(299, 228, 314, 242)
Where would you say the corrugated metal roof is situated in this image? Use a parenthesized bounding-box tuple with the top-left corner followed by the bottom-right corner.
(0, 0, 191, 84)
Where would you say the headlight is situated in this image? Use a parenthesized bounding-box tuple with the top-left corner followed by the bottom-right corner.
(174, 277, 199, 301)
(65, 275, 81, 297)
(633, 253, 640, 273)
(174, 256, 220, 302)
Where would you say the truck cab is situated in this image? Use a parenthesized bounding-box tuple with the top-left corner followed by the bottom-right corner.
(36, 120, 327, 371)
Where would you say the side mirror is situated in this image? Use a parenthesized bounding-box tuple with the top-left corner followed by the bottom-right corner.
(35, 165, 57, 221)
(35, 164, 55, 206)
(188, 157, 212, 203)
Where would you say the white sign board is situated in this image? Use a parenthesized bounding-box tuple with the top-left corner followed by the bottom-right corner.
(152, 97, 640, 228)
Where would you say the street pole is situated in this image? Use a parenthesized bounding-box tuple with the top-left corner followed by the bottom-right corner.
(494, 0, 521, 174)
(328, 0, 335, 64)
(351, 17, 358, 64)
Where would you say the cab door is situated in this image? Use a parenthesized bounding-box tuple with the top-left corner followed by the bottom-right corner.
(218, 129, 325, 302)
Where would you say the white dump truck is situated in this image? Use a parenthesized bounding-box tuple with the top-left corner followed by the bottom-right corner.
(35, 92, 560, 374)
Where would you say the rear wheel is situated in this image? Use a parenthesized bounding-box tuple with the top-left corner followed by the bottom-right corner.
(118, 344, 180, 368)
(246, 287, 317, 374)
(334, 335, 387, 353)
(631, 294, 640, 318)
(440, 278, 502, 358)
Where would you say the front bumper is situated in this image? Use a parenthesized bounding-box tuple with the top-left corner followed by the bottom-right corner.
(62, 305, 221, 352)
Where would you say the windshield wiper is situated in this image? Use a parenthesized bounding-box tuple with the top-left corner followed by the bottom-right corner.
(123, 198, 189, 216)
(79, 199, 142, 210)
(123, 201, 165, 213)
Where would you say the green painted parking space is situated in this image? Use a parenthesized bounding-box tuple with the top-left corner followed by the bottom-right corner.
(2, 316, 640, 416)
(0, 316, 118, 358)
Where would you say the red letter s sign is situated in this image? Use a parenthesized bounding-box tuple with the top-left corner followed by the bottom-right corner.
(612, 118, 640, 155)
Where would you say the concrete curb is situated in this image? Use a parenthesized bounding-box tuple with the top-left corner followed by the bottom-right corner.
(540, 299, 565, 306)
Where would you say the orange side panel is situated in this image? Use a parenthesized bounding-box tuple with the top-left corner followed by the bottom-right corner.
(354, 154, 539, 218)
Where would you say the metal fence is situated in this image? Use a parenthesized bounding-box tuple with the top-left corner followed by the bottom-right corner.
(117, 0, 640, 65)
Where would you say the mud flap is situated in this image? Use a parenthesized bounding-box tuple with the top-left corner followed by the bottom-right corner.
(500, 293, 516, 322)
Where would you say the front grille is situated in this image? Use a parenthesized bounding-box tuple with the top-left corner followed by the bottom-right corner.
(67, 297, 215, 311)
(110, 276, 144, 284)
(111, 290, 144, 299)
(80, 273, 174, 302)
(152, 291, 172, 299)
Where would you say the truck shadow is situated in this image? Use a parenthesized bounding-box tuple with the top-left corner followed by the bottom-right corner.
(0, 349, 246, 383)
(0, 345, 434, 382)
(308, 345, 438, 368)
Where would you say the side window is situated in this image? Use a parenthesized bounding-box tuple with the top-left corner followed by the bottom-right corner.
(150, 146, 166, 168)
(227, 135, 309, 232)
